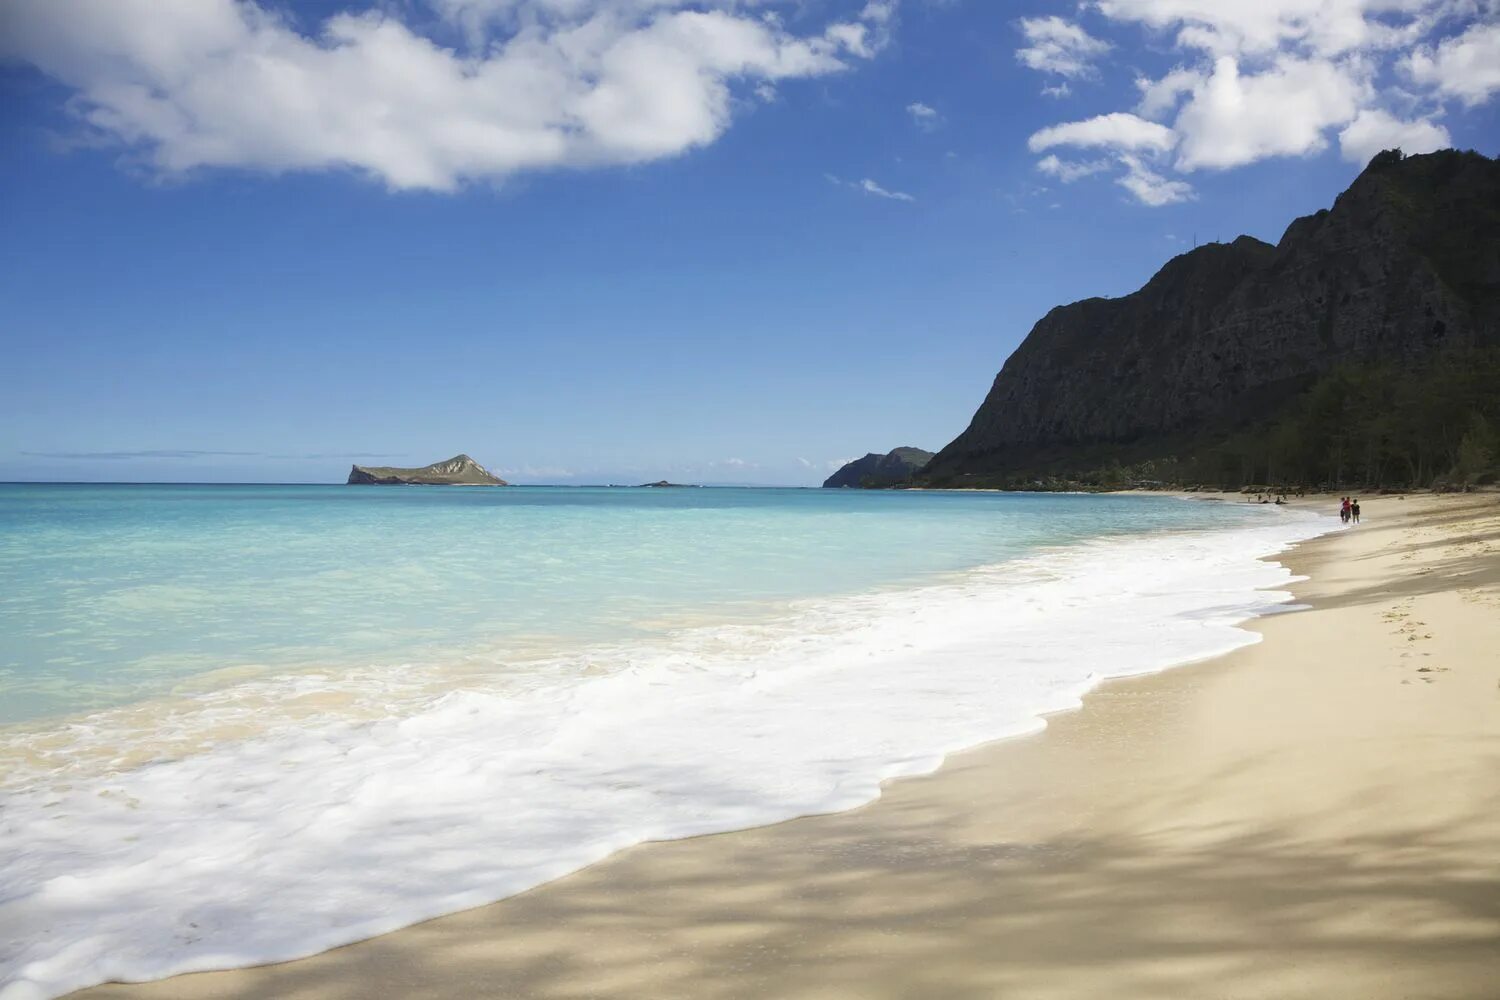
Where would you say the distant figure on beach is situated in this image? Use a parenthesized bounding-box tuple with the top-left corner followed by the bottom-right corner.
(1340, 497, 1350, 523)
(1352, 499, 1361, 524)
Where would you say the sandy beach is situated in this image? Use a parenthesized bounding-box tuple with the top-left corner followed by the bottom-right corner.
(78, 492, 1500, 1000)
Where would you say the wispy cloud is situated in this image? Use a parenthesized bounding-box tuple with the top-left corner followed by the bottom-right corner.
(269, 452, 412, 460)
(24, 449, 417, 461)
(825, 173, 916, 202)
(858, 178, 916, 201)
(22, 449, 263, 460)
(496, 465, 578, 479)
(1036, 153, 1112, 182)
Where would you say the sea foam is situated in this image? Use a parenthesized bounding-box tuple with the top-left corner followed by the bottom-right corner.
(0, 507, 1330, 999)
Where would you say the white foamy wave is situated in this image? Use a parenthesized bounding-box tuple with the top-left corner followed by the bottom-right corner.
(0, 509, 1331, 999)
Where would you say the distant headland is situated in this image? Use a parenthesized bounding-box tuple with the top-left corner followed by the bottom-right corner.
(824, 449, 934, 489)
(347, 455, 508, 486)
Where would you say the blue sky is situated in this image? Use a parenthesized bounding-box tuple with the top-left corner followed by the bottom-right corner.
(2, 0, 1497, 485)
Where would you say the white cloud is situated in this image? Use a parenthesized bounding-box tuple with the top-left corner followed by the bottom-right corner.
(859, 177, 916, 201)
(1036, 154, 1113, 182)
(824, 1, 897, 61)
(1173, 55, 1371, 170)
(1041, 82, 1072, 98)
(824, 172, 916, 201)
(1028, 112, 1177, 154)
(906, 101, 941, 128)
(0, 0, 893, 191)
(1402, 21, 1500, 106)
(1029, 1, 1491, 205)
(1116, 153, 1195, 205)
(1016, 16, 1112, 78)
(1338, 108, 1451, 163)
(1134, 66, 1203, 119)
(1094, 0, 1457, 59)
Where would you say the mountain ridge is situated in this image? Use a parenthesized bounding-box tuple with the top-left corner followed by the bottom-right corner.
(824, 448, 935, 488)
(923, 148, 1500, 488)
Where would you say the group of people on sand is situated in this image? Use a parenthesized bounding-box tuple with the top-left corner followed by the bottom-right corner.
(1340, 496, 1361, 524)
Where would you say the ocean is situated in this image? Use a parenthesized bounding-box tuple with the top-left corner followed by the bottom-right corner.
(0, 484, 1330, 998)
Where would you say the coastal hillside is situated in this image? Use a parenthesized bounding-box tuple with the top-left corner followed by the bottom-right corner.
(924, 149, 1500, 490)
(824, 448, 935, 488)
(347, 455, 508, 486)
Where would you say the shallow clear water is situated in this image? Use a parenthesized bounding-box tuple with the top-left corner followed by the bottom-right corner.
(2, 484, 1270, 726)
(0, 485, 1331, 1000)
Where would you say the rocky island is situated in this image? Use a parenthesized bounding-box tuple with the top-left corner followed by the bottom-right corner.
(346, 454, 508, 486)
(824, 448, 935, 489)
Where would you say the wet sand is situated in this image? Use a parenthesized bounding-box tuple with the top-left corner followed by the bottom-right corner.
(80, 492, 1500, 1000)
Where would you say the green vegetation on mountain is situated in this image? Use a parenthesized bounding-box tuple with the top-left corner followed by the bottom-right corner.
(346, 455, 508, 486)
(824, 448, 935, 489)
(921, 149, 1500, 492)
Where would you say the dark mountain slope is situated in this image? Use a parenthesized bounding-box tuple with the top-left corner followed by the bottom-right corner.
(824, 448, 935, 488)
(924, 149, 1500, 486)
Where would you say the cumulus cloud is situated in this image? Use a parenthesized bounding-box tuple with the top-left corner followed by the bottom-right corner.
(1402, 21, 1500, 106)
(0, 0, 894, 191)
(1016, 16, 1111, 78)
(1338, 108, 1452, 163)
(1172, 55, 1371, 169)
(1025, 0, 1494, 206)
(1135, 66, 1203, 119)
(1028, 112, 1177, 154)
(1094, 0, 1456, 59)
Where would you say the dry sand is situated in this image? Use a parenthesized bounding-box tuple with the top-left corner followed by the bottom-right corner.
(81, 493, 1500, 1000)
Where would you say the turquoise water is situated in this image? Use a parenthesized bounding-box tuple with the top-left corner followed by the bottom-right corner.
(2, 483, 1332, 998)
(1, 484, 1266, 726)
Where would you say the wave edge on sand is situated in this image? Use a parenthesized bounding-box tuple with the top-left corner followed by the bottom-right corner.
(0, 508, 1333, 1000)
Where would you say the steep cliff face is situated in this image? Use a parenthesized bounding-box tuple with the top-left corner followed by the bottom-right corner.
(824, 447, 935, 488)
(925, 150, 1500, 483)
(347, 455, 508, 485)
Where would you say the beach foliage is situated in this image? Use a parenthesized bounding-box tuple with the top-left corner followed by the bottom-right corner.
(931, 348, 1500, 493)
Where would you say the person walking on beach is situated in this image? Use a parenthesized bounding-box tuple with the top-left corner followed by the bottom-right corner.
(1352, 499, 1361, 524)
(1340, 497, 1350, 523)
